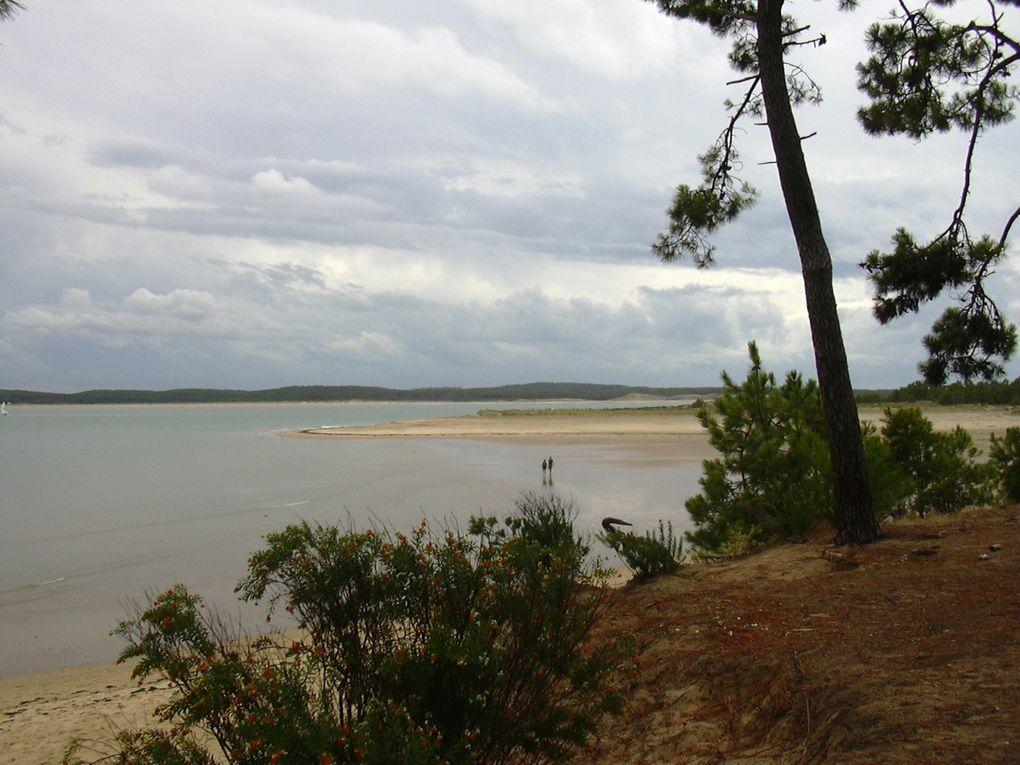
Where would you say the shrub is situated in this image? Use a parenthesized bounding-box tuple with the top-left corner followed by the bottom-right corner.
(66, 495, 626, 765)
(881, 407, 997, 516)
(684, 341, 833, 552)
(684, 346, 999, 553)
(990, 426, 1020, 502)
(859, 421, 914, 520)
(600, 520, 682, 577)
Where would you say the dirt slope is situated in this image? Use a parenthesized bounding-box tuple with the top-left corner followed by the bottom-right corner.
(581, 505, 1020, 765)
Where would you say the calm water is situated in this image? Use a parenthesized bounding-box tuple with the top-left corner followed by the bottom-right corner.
(0, 403, 703, 676)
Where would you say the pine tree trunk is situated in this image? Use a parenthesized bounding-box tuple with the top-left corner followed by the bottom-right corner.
(756, 0, 881, 545)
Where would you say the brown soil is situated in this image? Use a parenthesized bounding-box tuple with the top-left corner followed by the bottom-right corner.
(580, 505, 1020, 765)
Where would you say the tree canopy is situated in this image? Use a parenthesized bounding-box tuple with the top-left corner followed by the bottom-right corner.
(858, 0, 1019, 384)
(0, 0, 23, 21)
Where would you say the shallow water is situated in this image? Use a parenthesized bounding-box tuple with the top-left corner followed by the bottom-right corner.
(0, 403, 703, 676)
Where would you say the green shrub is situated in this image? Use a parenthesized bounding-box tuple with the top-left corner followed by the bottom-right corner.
(66, 496, 626, 765)
(684, 346, 999, 553)
(684, 341, 834, 553)
(881, 407, 997, 516)
(990, 426, 1020, 502)
(859, 421, 915, 520)
(600, 520, 682, 577)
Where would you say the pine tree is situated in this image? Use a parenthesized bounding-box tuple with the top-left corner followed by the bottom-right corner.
(647, 0, 881, 545)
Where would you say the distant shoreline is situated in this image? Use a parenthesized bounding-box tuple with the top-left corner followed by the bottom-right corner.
(0, 383, 720, 406)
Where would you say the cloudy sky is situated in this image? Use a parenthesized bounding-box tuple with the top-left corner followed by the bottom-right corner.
(1, 0, 1017, 393)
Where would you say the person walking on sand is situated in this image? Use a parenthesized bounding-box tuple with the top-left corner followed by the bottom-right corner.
(547, 456, 554, 475)
(542, 458, 548, 477)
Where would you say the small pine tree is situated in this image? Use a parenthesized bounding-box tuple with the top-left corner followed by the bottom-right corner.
(684, 342, 834, 552)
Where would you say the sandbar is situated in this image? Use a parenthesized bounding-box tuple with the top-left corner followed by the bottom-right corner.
(285, 404, 1019, 446)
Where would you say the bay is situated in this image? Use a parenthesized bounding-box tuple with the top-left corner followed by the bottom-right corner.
(0, 402, 702, 676)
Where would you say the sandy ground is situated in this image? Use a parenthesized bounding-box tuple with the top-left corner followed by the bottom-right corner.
(285, 410, 711, 440)
(0, 661, 173, 765)
(583, 504, 1020, 764)
(3, 404, 1018, 764)
(286, 404, 1018, 445)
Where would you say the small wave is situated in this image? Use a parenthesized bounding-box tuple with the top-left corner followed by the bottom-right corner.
(266, 500, 311, 509)
(36, 576, 65, 586)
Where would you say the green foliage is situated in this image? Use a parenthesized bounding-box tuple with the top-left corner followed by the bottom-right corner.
(863, 230, 1016, 384)
(649, 0, 754, 37)
(858, 376, 1020, 405)
(684, 342, 834, 552)
(65, 729, 219, 765)
(857, 4, 1017, 138)
(599, 520, 682, 578)
(881, 407, 997, 516)
(652, 146, 758, 267)
(860, 421, 916, 521)
(684, 347, 1003, 552)
(990, 427, 1020, 502)
(856, 0, 1019, 383)
(67, 496, 626, 765)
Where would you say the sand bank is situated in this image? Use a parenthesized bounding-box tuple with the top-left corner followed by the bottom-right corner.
(285, 404, 1019, 446)
(285, 410, 709, 440)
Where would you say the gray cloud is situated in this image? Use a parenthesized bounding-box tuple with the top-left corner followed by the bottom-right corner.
(0, 0, 1016, 392)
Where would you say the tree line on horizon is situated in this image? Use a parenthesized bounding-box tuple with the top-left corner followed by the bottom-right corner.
(857, 377, 1020, 406)
(0, 382, 722, 405)
(7, 377, 1020, 406)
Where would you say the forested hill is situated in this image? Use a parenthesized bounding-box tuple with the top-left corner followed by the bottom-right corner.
(0, 383, 721, 405)
(855, 377, 1020, 405)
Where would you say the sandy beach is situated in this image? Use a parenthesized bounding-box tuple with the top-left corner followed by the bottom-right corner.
(287, 403, 1018, 452)
(3, 404, 1018, 764)
(0, 660, 173, 765)
(288, 409, 710, 439)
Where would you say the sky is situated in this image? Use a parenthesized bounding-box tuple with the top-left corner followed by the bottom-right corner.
(1, 0, 1017, 393)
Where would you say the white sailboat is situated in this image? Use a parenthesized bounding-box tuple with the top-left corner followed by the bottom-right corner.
(1, 402, 7, 415)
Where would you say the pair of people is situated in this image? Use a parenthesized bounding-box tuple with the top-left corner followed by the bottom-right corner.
(541, 456, 555, 475)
